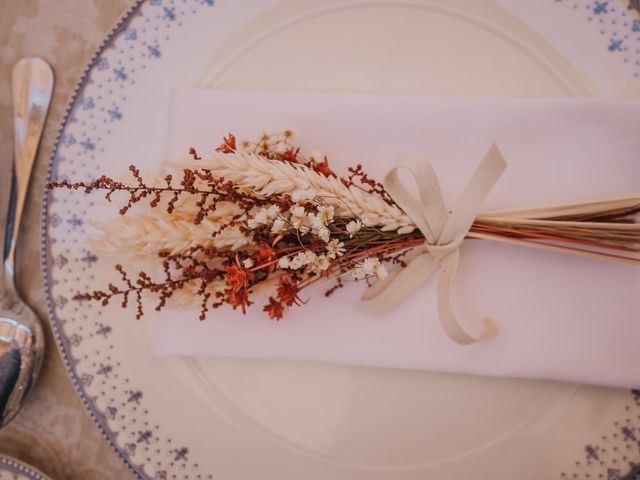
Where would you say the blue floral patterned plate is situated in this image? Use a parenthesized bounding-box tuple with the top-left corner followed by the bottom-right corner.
(0, 456, 52, 480)
(42, 1, 640, 479)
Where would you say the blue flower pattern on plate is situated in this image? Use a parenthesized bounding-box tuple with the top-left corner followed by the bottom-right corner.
(556, 0, 640, 77)
(45, 0, 215, 478)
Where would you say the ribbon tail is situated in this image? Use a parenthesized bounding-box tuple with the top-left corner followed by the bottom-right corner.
(437, 250, 499, 345)
(362, 253, 438, 313)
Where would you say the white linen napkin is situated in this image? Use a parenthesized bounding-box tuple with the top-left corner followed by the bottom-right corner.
(152, 88, 640, 389)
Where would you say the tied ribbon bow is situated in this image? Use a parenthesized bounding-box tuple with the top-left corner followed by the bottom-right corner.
(362, 143, 507, 345)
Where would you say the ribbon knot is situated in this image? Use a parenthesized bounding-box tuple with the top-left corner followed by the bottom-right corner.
(361, 143, 507, 345)
(424, 237, 464, 259)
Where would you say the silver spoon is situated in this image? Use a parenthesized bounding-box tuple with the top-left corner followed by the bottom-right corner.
(0, 57, 53, 428)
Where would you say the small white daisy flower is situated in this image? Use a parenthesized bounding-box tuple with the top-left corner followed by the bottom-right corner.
(317, 205, 335, 224)
(326, 239, 345, 259)
(356, 257, 387, 279)
(362, 257, 384, 277)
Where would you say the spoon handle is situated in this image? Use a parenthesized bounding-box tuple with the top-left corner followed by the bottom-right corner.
(3, 58, 54, 283)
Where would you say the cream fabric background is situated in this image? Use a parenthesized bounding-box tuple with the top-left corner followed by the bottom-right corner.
(0, 1, 135, 478)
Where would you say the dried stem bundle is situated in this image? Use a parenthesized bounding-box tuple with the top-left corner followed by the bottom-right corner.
(48, 131, 640, 321)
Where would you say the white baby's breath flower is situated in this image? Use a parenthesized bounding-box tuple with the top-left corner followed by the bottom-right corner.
(317, 205, 335, 223)
(346, 220, 362, 236)
(266, 204, 280, 217)
(317, 227, 331, 242)
(302, 250, 317, 264)
(249, 205, 280, 229)
(309, 254, 331, 274)
(361, 257, 379, 276)
(289, 250, 316, 270)
(326, 239, 345, 259)
(289, 255, 303, 270)
(242, 258, 254, 268)
(309, 150, 324, 164)
(271, 217, 287, 234)
(351, 257, 386, 280)
(289, 206, 310, 233)
(290, 205, 306, 218)
(351, 266, 365, 280)
(362, 257, 388, 279)
(278, 256, 291, 269)
(307, 212, 324, 230)
(317, 254, 331, 271)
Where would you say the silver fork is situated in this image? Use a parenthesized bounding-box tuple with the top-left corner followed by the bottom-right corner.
(0, 57, 53, 428)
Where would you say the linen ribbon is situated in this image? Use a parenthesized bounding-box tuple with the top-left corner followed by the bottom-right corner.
(362, 143, 507, 345)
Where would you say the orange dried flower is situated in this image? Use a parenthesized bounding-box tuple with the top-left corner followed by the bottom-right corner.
(283, 148, 300, 163)
(215, 133, 236, 153)
(254, 242, 277, 265)
(263, 297, 284, 320)
(225, 264, 247, 292)
(312, 158, 336, 177)
(224, 287, 253, 314)
(276, 277, 302, 307)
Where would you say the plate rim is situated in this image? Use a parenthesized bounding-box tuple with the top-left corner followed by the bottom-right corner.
(40, 1, 147, 478)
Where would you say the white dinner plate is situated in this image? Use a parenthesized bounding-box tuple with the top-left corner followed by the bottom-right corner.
(43, 1, 640, 479)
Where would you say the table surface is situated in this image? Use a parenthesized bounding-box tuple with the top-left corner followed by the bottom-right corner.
(0, 1, 135, 478)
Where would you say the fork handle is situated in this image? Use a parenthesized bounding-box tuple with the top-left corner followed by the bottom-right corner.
(3, 58, 54, 284)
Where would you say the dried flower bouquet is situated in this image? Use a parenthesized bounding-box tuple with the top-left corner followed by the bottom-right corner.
(49, 131, 640, 327)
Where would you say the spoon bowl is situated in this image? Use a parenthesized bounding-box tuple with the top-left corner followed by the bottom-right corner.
(0, 57, 53, 428)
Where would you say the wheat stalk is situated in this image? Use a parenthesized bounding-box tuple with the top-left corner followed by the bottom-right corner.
(92, 200, 249, 255)
(195, 151, 416, 234)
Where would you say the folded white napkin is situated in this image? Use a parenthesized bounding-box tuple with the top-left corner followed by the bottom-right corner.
(152, 88, 640, 389)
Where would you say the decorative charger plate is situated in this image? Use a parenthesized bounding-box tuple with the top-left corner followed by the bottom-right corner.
(0, 455, 52, 480)
(43, 1, 640, 479)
